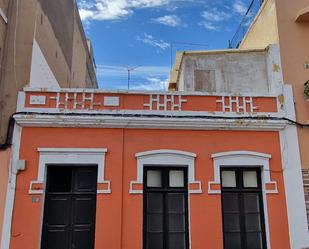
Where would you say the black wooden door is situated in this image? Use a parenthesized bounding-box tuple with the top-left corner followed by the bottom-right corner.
(143, 167, 189, 249)
(41, 166, 97, 249)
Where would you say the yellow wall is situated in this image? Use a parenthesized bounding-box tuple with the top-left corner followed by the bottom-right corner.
(240, 0, 279, 49)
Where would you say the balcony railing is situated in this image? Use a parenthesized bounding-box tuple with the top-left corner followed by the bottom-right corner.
(228, 0, 264, 49)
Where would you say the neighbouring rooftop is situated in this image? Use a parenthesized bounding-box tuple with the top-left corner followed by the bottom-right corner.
(168, 45, 282, 95)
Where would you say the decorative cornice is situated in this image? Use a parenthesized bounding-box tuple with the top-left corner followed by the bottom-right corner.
(14, 113, 287, 131)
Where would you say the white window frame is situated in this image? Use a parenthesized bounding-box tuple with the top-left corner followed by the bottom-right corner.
(132, 149, 200, 249)
(29, 148, 110, 194)
(209, 150, 277, 249)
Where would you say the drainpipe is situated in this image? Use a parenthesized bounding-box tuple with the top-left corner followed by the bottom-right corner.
(0, 117, 15, 151)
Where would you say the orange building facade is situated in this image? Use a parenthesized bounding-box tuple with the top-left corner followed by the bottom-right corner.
(1, 46, 308, 249)
(0, 86, 307, 249)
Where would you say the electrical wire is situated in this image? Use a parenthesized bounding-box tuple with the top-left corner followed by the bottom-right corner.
(1, 111, 309, 151)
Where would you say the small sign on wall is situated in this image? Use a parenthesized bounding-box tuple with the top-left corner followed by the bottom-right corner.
(30, 95, 46, 105)
(32, 196, 40, 203)
(104, 96, 120, 107)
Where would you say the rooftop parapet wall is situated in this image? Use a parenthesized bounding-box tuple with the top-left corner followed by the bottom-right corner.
(169, 45, 283, 96)
(20, 88, 279, 115)
(13, 86, 296, 131)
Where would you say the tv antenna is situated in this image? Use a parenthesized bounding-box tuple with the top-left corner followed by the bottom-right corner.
(170, 42, 208, 69)
(127, 65, 142, 90)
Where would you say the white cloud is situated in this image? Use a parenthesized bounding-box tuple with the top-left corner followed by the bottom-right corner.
(152, 15, 182, 27)
(233, 0, 247, 15)
(79, 9, 94, 21)
(199, 21, 219, 31)
(78, 0, 171, 21)
(132, 77, 169, 91)
(96, 64, 170, 90)
(199, 7, 231, 31)
(201, 8, 231, 22)
(137, 33, 170, 50)
(78, 0, 94, 9)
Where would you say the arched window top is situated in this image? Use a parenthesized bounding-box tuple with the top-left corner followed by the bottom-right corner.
(131, 149, 201, 194)
(209, 150, 277, 195)
(211, 151, 271, 159)
(136, 149, 196, 159)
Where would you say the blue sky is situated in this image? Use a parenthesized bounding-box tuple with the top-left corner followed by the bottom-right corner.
(77, 0, 253, 90)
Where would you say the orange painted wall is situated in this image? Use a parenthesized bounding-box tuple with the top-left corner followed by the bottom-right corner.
(10, 127, 290, 249)
(0, 148, 11, 248)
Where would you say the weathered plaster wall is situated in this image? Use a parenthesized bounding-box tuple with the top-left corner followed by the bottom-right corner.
(180, 51, 270, 94)
(0, 148, 10, 248)
(240, 0, 279, 49)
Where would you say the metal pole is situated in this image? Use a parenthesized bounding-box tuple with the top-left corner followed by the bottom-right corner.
(127, 65, 142, 90)
(170, 43, 173, 69)
(127, 69, 130, 90)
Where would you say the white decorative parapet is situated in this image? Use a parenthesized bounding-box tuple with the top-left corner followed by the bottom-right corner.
(50, 92, 102, 110)
(21, 88, 280, 116)
(216, 96, 258, 113)
(143, 94, 187, 111)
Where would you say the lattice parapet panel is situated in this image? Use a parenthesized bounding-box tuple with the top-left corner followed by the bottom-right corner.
(143, 94, 187, 111)
(216, 96, 258, 113)
(50, 92, 101, 110)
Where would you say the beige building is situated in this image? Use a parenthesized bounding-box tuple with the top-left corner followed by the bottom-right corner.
(238, 0, 309, 221)
(0, 0, 97, 144)
(0, 1, 97, 244)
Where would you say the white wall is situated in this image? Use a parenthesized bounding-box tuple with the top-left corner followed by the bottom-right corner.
(29, 39, 59, 88)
